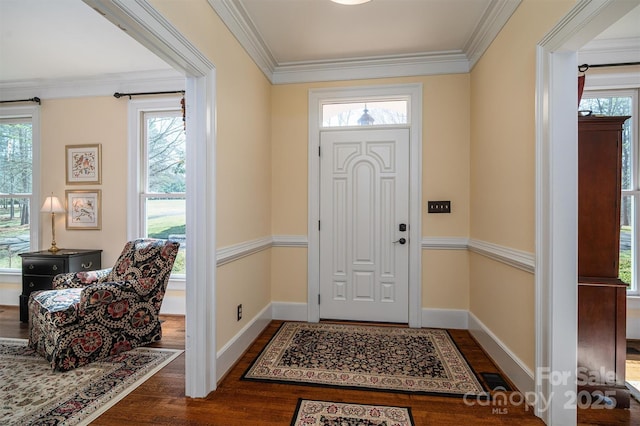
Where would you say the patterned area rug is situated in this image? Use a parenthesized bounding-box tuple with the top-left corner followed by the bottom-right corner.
(291, 399, 414, 426)
(244, 322, 487, 398)
(0, 338, 182, 425)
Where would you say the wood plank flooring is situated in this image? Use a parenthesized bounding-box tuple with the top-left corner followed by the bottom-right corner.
(0, 305, 637, 425)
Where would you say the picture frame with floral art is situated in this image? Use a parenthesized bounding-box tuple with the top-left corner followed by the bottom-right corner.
(65, 144, 102, 184)
(66, 190, 101, 230)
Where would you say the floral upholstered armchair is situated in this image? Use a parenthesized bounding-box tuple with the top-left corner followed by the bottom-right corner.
(28, 238, 180, 371)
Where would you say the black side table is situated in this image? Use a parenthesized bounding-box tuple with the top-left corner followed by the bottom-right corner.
(19, 249, 102, 322)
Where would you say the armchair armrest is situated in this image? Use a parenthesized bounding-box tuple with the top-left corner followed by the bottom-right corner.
(78, 280, 142, 314)
(52, 268, 113, 290)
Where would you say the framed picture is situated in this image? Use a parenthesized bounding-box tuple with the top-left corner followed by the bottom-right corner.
(66, 144, 102, 184)
(66, 190, 101, 230)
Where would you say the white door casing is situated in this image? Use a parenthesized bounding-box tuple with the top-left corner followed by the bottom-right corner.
(308, 84, 423, 328)
(320, 128, 410, 323)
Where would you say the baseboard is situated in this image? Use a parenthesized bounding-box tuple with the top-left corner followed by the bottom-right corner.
(421, 308, 468, 329)
(468, 311, 534, 394)
(272, 301, 308, 321)
(0, 283, 20, 306)
(160, 292, 186, 315)
(628, 319, 640, 340)
(216, 303, 272, 382)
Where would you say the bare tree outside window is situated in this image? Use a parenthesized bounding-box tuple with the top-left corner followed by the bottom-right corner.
(0, 120, 32, 268)
(143, 112, 186, 275)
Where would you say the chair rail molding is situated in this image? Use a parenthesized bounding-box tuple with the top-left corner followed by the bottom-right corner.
(468, 239, 535, 273)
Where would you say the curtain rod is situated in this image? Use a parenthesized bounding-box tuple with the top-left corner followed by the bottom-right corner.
(0, 97, 41, 105)
(113, 90, 185, 100)
(579, 62, 640, 73)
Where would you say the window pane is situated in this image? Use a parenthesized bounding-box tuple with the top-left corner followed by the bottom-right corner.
(0, 121, 32, 193)
(620, 194, 633, 288)
(145, 197, 185, 274)
(579, 96, 632, 190)
(145, 114, 186, 193)
(322, 100, 408, 127)
(0, 197, 30, 268)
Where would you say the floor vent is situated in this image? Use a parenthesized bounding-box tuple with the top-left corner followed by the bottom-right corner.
(481, 372, 512, 391)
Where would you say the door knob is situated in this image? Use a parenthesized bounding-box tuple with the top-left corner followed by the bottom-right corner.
(393, 238, 407, 245)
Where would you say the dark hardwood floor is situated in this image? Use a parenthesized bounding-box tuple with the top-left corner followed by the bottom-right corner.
(0, 305, 637, 425)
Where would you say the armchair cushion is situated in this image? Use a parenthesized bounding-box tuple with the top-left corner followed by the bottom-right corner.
(28, 239, 179, 371)
(52, 268, 112, 289)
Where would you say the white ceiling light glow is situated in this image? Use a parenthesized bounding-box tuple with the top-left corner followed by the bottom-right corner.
(330, 0, 372, 5)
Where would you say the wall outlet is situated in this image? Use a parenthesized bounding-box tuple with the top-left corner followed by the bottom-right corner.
(237, 304, 242, 321)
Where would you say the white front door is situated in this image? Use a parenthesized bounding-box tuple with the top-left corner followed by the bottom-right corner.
(319, 128, 410, 323)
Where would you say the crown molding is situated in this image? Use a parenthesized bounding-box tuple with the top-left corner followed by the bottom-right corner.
(466, 0, 522, 69)
(272, 52, 470, 84)
(208, 0, 520, 84)
(578, 36, 640, 67)
(208, 0, 277, 79)
(0, 69, 184, 101)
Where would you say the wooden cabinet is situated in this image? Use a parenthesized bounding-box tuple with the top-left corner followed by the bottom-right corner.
(19, 249, 102, 322)
(578, 115, 630, 408)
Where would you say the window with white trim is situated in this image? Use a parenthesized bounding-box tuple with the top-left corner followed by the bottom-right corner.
(321, 99, 408, 127)
(0, 106, 39, 270)
(580, 89, 639, 293)
(130, 98, 186, 276)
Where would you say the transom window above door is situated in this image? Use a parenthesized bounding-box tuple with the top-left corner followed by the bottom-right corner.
(322, 99, 408, 128)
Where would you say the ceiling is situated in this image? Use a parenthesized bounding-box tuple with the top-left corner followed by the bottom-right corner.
(0, 0, 638, 89)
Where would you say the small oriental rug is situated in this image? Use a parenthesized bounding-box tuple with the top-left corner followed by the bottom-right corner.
(244, 322, 487, 398)
(291, 399, 414, 426)
(0, 338, 182, 426)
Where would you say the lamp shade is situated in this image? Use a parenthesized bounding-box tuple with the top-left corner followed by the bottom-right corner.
(41, 196, 65, 213)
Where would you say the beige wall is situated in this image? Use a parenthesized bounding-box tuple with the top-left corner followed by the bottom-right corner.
(0, 97, 140, 302)
(469, 0, 575, 369)
(40, 97, 129, 265)
(151, 0, 273, 347)
(271, 75, 471, 309)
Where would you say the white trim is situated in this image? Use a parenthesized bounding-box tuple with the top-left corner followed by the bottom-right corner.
(421, 237, 469, 250)
(0, 104, 41, 255)
(271, 235, 308, 247)
(85, 0, 213, 76)
(468, 239, 535, 273)
(422, 308, 468, 330)
(160, 291, 186, 315)
(0, 70, 184, 101)
(126, 96, 185, 241)
(272, 302, 308, 322)
(206, 0, 276, 79)
(82, 0, 218, 399)
(216, 303, 271, 382)
(207, 0, 520, 84)
(216, 237, 272, 266)
(465, 0, 522, 69)
(272, 54, 469, 85)
(185, 71, 218, 398)
(535, 1, 639, 424)
(0, 282, 20, 306)
(582, 70, 640, 91)
(308, 83, 422, 328)
(468, 312, 535, 396)
(628, 296, 640, 340)
(579, 36, 640, 69)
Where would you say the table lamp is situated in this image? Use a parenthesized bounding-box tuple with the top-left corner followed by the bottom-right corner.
(41, 194, 65, 253)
